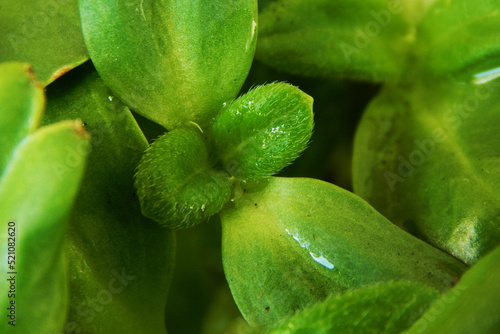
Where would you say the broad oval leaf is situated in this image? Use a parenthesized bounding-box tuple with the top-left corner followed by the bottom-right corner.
(0, 62, 44, 177)
(0, 0, 88, 86)
(42, 64, 175, 334)
(266, 281, 439, 334)
(352, 78, 500, 265)
(221, 177, 466, 329)
(407, 245, 500, 334)
(79, 0, 258, 130)
(0, 120, 90, 333)
(135, 126, 232, 229)
(212, 82, 314, 179)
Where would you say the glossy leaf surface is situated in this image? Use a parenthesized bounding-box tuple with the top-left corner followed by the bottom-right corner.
(353, 78, 500, 265)
(0, 62, 44, 177)
(42, 64, 175, 334)
(256, 0, 413, 81)
(79, 0, 258, 130)
(221, 177, 466, 328)
(135, 126, 232, 229)
(212, 82, 314, 179)
(408, 245, 500, 334)
(0, 0, 88, 86)
(0, 120, 89, 333)
(266, 281, 439, 334)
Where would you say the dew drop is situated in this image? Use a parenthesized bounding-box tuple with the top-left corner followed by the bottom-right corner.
(473, 66, 500, 84)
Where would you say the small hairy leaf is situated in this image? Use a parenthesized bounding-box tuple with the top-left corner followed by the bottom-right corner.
(265, 281, 439, 334)
(135, 126, 232, 229)
(212, 82, 314, 179)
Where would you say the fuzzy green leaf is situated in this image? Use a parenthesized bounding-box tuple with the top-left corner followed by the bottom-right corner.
(256, 0, 413, 81)
(352, 78, 500, 265)
(0, 120, 89, 333)
(79, 0, 258, 130)
(42, 64, 175, 334)
(135, 126, 232, 229)
(221, 177, 466, 329)
(265, 281, 439, 334)
(0, 62, 44, 177)
(0, 0, 88, 86)
(407, 245, 500, 333)
(212, 83, 314, 179)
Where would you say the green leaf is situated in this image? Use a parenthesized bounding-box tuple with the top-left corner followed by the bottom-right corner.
(265, 281, 439, 334)
(79, 0, 258, 130)
(221, 177, 466, 329)
(42, 64, 175, 334)
(0, 120, 90, 333)
(0, 62, 44, 177)
(352, 77, 500, 265)
(212, 82, 314, 179)
(407, 245, 500, 333)
(0, 0, 88, 86)
(256, 0, 413, 81)
(135, 126, 232, 229)
(418, 0, 500, 79)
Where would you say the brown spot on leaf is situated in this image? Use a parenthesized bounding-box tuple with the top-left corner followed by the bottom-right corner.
(73, 120, 90, 140)
(52, 65, 73, 81)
